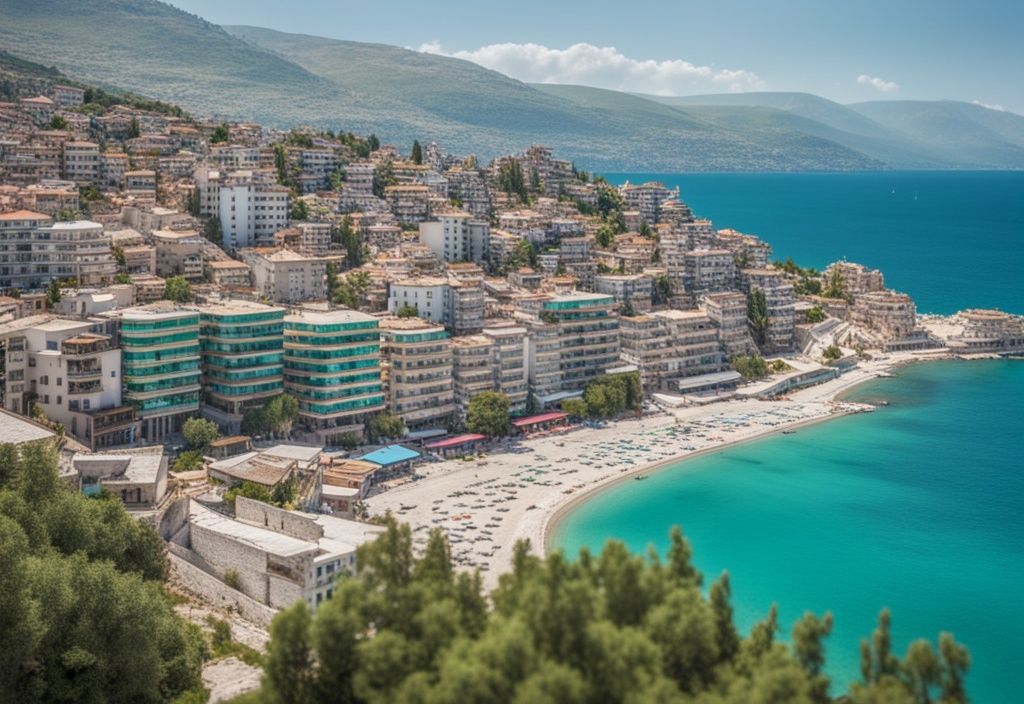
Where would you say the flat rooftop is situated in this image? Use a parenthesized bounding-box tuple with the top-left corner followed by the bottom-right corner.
(0, 409, 56, 445)
(189, 502, 317, 557)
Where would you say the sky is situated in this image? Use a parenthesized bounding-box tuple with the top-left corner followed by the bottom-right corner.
(169, 0, 1023, 112)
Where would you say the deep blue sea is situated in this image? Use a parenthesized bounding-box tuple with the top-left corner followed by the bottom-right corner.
(554, 173, 1024, 702)
(604, 171, 1024, 315)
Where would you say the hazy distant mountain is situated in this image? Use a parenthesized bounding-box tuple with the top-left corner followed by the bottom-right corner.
(648, 92, 1024, 169)
(0, 0, 1019, 171)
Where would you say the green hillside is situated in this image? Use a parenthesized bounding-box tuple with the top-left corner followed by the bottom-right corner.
(849, 100, 1024, 169)
(1, 0, 1018, 170)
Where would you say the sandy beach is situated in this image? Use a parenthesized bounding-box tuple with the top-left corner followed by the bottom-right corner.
(365, 354, 942, 586)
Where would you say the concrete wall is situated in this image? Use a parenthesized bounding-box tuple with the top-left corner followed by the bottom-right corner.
(268, 574, 303, 610)
(235, 497, 322, 542)
(167, 551, 277, 628)
(188, 521, 269, 604)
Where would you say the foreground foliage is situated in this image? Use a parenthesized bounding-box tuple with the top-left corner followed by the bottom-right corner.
(0, 442, 205, 703)
(246, 519, 969, 704)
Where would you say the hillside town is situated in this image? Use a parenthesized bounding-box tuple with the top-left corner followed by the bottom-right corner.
(2, 81, 1023, 632)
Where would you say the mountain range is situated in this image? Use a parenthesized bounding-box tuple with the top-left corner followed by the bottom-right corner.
(1, 0, 1022, 171)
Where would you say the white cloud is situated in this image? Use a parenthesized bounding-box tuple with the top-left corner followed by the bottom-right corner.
(856, 74, 899, 93)
(418, 41, 765, 94)
(972, 100, 1005, 112)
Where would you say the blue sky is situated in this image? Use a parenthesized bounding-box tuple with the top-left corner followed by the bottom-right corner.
(170, 0, 1022, 112)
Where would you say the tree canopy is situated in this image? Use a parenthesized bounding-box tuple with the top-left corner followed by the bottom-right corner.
(182, 417, 219, 451)
(163, 275, 193, 303)
(366, 413, 405, 443)
(466, 391, 511, 437)
(244, 517, 969, 704)
(0, 441, 204, 703)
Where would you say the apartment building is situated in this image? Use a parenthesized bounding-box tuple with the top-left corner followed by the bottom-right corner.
(200, 301, 285, 433)
(100, 152, 129, 188)
(683, 249, 736, 294)
(384, 184, 431, 224)
(851, 291, 917, 340)
(484, 325, 528, 416)
(619, 310, 726, 393)
(294, 222, 332, 256)
(152, 229, 204, 281)
(951, 309, 1024, 352)
(62, 141, 100, 185)
(206, 259, 252, 288)
(284, 309, 386, 441)
(595, 273, 654, 314)
(0, 210, 52, 289)
(241, 248, 327, 304)
(452, 335, 493, 416)
(419, 212, 490, 263)
(387, 274, 485, 336)
(219, 174, 290, 250)
(619, 181, 679, 224)
(120, 304, 201, 442)
(537, 292, 620, 394)
(741, 268, 796, 352)
(716, 229, 772, 268)
(379, 317, 455, 431)
(702, 292, 757, 357)
(824, 260, 886, 295)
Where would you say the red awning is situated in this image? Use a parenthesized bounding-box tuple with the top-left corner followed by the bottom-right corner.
(424, 433, 487, 449)
(511, 411, 568, 427)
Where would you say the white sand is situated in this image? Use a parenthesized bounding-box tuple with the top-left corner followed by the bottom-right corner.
(365, 357, 931, 587)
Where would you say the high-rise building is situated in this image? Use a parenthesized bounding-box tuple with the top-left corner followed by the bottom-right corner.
(284, 309, 385, 441)
(200, 301, 285, 433)
(379, 317, 455, 430)
(120, 304, 201, 442)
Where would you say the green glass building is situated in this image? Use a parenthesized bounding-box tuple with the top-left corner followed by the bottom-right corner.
(283, 309, 385, 442)
(120, 304, 201, 442)
(199, 301, 285, 432)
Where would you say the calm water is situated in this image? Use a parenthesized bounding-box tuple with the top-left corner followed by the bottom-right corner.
(605, 171, 1024, 315)
(552, 359, 1024, 702)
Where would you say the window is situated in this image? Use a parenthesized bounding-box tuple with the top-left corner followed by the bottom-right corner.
(56, 396, 61, 405)
(57, 377, 62, 386)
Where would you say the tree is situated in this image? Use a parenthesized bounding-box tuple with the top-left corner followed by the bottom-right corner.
(48, 114, 67, 130)
(467, 391, 511, 437)
(112, 245, 126, 267)
(45, 279, 62, 308)
(0, 442, 204, 703)
(561, 398, 589, 419)
(731, 354, 770, 381)
(163, 275, 193, 303)
(331, 216, 364, 268)
(411, 140, 423, 165)
(183, 417, 220, 451)
(823, 267, 848, 300)
(397, 303, 418, 318)
(653, 274, 672, 305)
(210, 122, 230, 143)
(203, 217, 222, 246)
(366, 413, 405, 443)
(823, 344, 843, 361)
(497, 159, 529, 202)
(114, 273, 131, 285)
(805, 306, 827, 323)
(173, 450, 204, 473)
(291, 198, 309, 221)
(247, 516, 968, 704)
(747, 287, 769, 347)
(128, 116, 140, 139)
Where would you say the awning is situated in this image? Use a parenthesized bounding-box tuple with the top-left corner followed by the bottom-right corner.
(512, 411, 568, 427)
(425, 433, 486, 449)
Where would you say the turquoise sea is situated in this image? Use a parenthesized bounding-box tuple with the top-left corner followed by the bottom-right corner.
(553, 173, 1024, 702)
(552, 360, 1024, 702)
(605, 171, 1024, 315)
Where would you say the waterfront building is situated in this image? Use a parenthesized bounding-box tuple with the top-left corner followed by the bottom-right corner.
(199, 301, 285, 433)
(537, 292, 620, 394)
(619, 310, 727, 394)
(850, 291, 917, 340)
(716, 229, 772, 268)
(619, 181, 678, 224)
(824, 260, 885, 295)
(951, 309, 1024, 352)
(284, 309, 385, 442)
(379, 317, 455, 431)
(452, 335, 493, 416)
(120, 304, 201, 442)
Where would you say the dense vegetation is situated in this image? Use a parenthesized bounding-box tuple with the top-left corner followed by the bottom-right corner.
(238, 518, 970, 704)
(0, 441, 205, 703)
(466, 391, 512, 437)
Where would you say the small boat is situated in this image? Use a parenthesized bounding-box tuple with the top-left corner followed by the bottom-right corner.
(782, 430, 796, 435)
(634, 475, 648, 481)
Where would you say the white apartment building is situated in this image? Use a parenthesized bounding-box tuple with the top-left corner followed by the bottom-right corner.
(379, 317, 455, 430)
(0, 215, 115, 289)
(741, 268, 796, 352)
(219, 174, 290, 250)
(418, 212, 490, 263)
(595, 273, 654, 314)
(62, 141, 101, 185)
(702, 292, 757, 357)
(683, 249, 736, 294)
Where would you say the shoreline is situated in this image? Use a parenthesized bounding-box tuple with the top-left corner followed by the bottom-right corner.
(540, 405, 863, 555)
(366, 354, 938, 585)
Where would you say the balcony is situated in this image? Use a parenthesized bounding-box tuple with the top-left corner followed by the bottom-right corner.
(62, 335, 112, 356)
(68, 381, 103, 395)
(67, 364, 103, 379)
